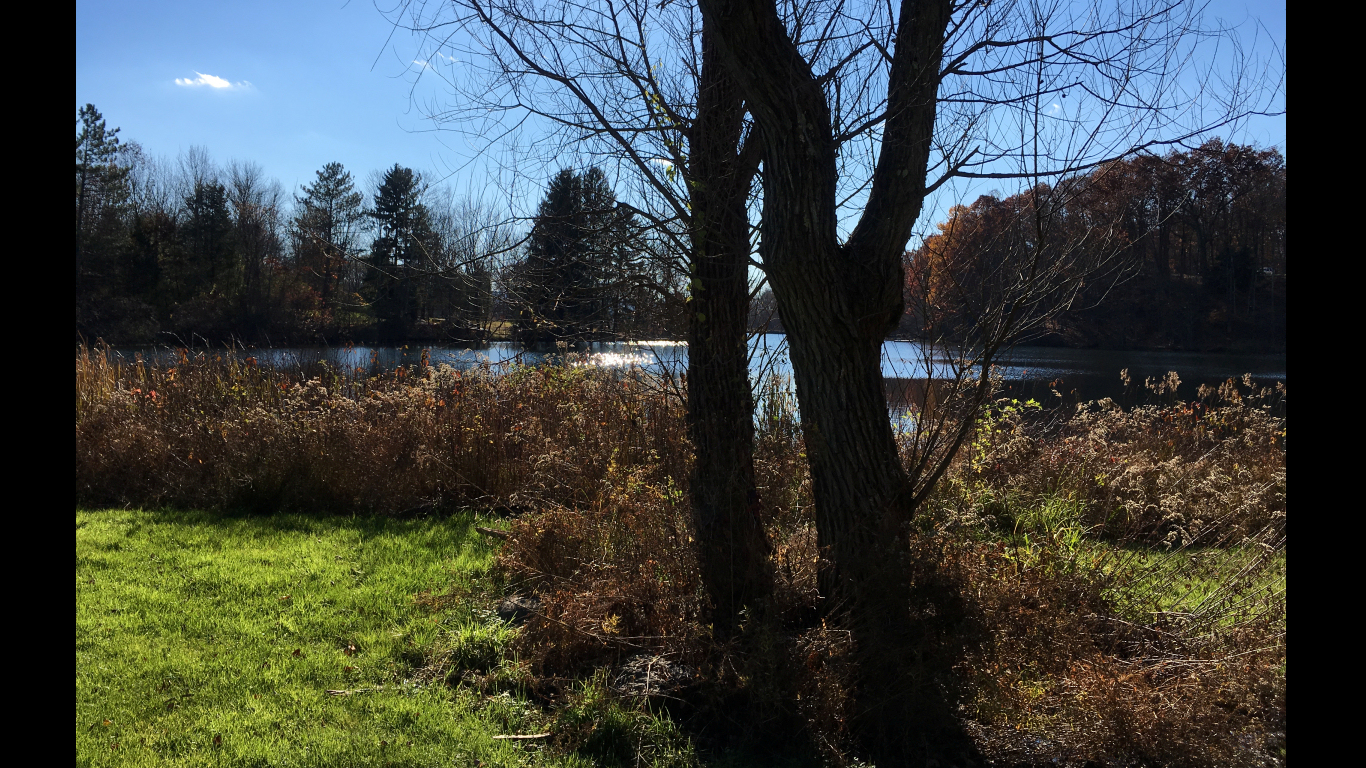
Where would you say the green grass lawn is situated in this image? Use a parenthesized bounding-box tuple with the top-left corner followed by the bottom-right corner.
(77, 505, 1281, 766)
(76, 509, 568, 767)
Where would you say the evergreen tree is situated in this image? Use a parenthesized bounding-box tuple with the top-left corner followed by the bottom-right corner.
(364, 165, 433, 339)
(75, 104, 131, 287)
(127, 209, 174, 304)
(181, 181, 237, 297)
(514, 167, 639, 341)
(293, 162, 365, 315)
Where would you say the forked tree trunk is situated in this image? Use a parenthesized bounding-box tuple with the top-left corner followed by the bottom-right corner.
(770, 236, 960, 755)
(697, 0, 962, 758)
(685, 21, 770, 638)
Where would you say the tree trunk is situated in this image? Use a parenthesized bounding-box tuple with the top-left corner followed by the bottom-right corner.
(697, 0, 965, 758)
(685, 22, 770, 638)
(1155, 200, 1171, 281)
(766, 210, 954, 758)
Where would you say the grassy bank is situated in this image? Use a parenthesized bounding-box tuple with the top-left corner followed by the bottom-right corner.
(76, 344, 687, 517)
(75, 348, 1285, 766)
(77, 509, 691, 767)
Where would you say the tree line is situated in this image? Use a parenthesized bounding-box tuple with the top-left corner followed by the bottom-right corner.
(902, 139, 1286, 351)
(75, 105, 684, 345)
(78, 102, 1282, 352)
(751, 138, 1289, 352)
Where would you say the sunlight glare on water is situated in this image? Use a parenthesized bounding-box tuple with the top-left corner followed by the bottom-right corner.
(106, 334, 1284, 407)
(577, 351, 653, 368)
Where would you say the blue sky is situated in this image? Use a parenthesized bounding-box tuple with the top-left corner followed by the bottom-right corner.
(76, 0, 472, 194)
(77, 0, 1285, 219)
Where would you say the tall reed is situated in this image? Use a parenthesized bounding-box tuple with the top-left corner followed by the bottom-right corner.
(76, 344, 689, 515)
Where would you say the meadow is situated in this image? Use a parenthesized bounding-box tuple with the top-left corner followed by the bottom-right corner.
(76, 509, 701, 767)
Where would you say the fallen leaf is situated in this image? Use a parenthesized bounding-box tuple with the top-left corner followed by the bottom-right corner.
(292, 649, 303, 657)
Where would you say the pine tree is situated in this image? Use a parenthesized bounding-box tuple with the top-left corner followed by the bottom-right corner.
(514, 167, 638, 341)
(364, 165, 433, 340)
(75, 104, 131, 287)
(181, 181, 237, 296)
(293, 162, 365, 315)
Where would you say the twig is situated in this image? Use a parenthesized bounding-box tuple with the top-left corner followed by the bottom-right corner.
(492, 732, 551, 740)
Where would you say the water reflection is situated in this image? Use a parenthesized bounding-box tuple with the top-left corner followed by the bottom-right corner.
(105, 334, 1285, 410)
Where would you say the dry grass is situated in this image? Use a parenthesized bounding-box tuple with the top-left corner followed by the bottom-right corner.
(913, 374, 1287, 767)
(76, 343, 688, 517)
(941, 374, 1286, 547)
(949, 538, 1285, 767)
(497, 480, 708, 680)
(75, 345, 1286, 766)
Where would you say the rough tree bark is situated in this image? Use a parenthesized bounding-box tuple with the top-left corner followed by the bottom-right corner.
(696, 0, 959, 756)
(685, 21, 770, 638)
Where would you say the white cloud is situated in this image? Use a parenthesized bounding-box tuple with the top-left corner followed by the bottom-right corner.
(175, 71, 249, 89)
(413, 53, 461, 70)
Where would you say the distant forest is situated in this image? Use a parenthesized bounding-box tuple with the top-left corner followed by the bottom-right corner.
(907, 139, 1287, 352)
(753, 139, 1287, 352)
(78, 104, 1283, 351)
(75, 105, 685, 346)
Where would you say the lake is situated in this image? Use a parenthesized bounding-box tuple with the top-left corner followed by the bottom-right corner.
(105, 334, 1286, 409)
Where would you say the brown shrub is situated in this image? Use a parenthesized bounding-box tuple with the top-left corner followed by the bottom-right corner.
(77, 347, 1286, 765)
(497, 472, 707, 679)
(941, 375, 1286, 546)
(76, 344, 688, 516)
(908, 378, 1288, 765)
(952, 540, 1285, 767)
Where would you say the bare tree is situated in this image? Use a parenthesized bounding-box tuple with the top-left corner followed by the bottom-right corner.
(176, 145, 219, 197)
(694, 0, 1280, 756)
(226, 160, 287, 331)
(426, 190, 516, 334)
(125, 145, 179, 224)
(388, 0, 771, 636)
(381, 0, 1280, 754)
